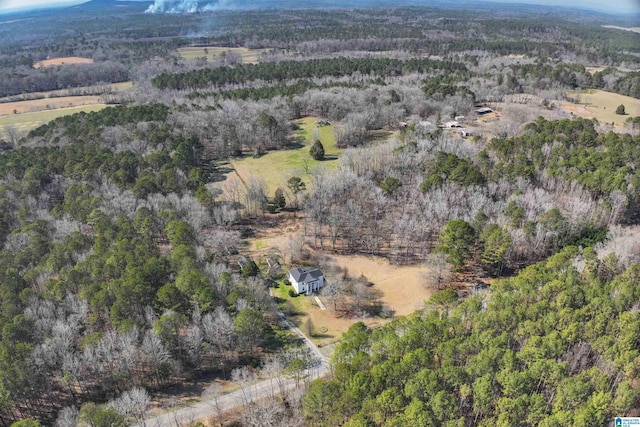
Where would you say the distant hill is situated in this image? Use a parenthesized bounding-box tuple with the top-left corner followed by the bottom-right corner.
(1, 0, 634, 18)
(66, 0, 151, 12)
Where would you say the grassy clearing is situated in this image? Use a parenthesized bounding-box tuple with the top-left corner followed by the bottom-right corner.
(562, 89, 640, 129)
(0, 82, 132, 131)
(0, 95, 104, 116)
(33, 57, 94, 68)
(229, 117, 343, 195)
(330, 254, 433, 317)
(244, 215, 433, 347)
(0, 81, 132, 104)
(0, 104, 107, 133)
(269, 254, 432, 347)
(177, 46, 266, 64)
(272, 281, 372, 348)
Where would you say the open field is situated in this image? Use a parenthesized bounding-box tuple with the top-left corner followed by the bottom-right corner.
(330, 254, 433, 317)
(177, 46, 267, 64)
(270, 253, 432, 347)
(0, 104, 107, 133)
(562, 89, 640, 129)
(585, 66, 637, 74)
(229, 117, 342, 195)
(0, 95, 104, 116)
(33, 56, 94, 68)
(602, 25, 640, 33)
(244, 214, 432, 347)
(0, 81, 132, 104)
(0, 82, 132, 132)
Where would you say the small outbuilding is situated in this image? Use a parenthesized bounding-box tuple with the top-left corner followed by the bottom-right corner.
(458, 128, 474, 138)
(475, 107, 493, 115)
(288, 267, 324, 294)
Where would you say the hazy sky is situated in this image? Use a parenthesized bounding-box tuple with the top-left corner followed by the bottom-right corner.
(0, 0, 86, 12)
(0, 0, 638, 14)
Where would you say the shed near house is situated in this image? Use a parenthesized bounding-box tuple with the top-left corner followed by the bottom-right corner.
(458, 128, 473, 138)
(288, 267, 324, 294)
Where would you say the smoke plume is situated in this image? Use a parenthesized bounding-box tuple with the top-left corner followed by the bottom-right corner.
(146, 0, 233, 13)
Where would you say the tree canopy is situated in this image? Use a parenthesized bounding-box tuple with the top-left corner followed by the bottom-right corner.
(305, 250, 640, 425)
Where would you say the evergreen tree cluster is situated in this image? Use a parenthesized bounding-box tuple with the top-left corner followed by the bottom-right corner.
(304, 249, 640, 426)
(152, 57, 468, 91)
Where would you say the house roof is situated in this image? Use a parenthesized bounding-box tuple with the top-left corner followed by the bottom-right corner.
(475, 107, 493, 114)
(289, 267, 323, 283)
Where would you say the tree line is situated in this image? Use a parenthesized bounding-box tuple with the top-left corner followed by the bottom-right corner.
(151, 57, 469, 91)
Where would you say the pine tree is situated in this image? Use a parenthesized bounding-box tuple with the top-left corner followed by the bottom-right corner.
(309, 140, 325, 160)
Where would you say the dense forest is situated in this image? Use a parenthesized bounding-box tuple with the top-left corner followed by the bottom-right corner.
(0, 102, 301, 425)
(0, 1, 639, 426)
(151, 57, 469, 90)
(303, 251, 640, 425)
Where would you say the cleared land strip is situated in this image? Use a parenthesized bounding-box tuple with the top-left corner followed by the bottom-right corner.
(0, 104, 107, 132)
(0, 95, 103, 116)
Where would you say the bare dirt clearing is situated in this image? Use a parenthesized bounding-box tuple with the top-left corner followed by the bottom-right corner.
(330, 254, 433, 317)
(33, 56, 94, 68)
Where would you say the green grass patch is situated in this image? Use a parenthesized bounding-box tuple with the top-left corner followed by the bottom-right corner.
(567, 89, 640, 128)
(273, 284, 305, 313)
(0, 104, 107, 133)
(230, 116, 343, 195)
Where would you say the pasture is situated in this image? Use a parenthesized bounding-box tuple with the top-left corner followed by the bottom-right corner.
(33, 56, 94, 68)
(562, 89, 640, 129)
(0, 81, 132, 104)
(0, 82, 132, 133)
(0, 95, 104, 116)
(176, 46, 266, 64)
(0, 104, 107, 133)
(229, 117, 342, 195)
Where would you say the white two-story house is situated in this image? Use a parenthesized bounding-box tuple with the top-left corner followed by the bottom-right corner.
(288, 267, 324, 294)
